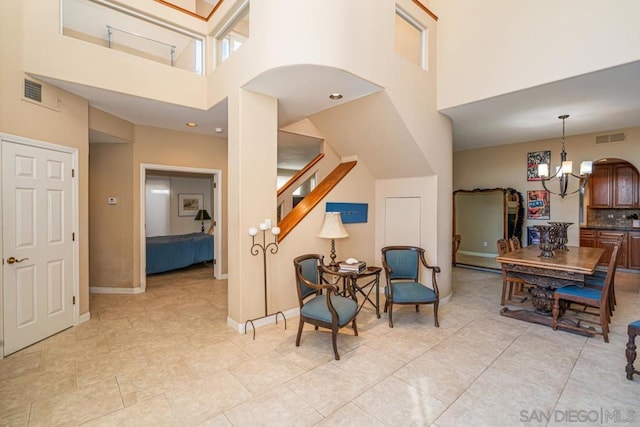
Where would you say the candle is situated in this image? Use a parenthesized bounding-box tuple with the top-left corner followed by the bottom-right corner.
(248, 227, 258, 236)
(271, 226, 280, 235)
(259, 222, 268, 231)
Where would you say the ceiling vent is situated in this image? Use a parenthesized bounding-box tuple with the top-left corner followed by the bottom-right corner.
(595, 132, 626, 145)
(24, 79, 42, 103)
(22, 78, 60, 111)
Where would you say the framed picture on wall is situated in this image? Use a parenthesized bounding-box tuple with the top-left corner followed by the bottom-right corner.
(527, 190, 550, 220)
(325, 202, 369, 224)
(178, 193, 203, 217)
(527, 150, 551, 181)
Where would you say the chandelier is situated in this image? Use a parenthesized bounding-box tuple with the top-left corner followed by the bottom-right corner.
(538, 114, 592, 198)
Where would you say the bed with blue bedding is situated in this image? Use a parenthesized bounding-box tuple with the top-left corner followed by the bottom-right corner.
(146, 232, 214, 274)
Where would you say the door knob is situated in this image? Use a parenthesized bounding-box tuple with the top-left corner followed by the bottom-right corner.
(6, 257, 29, 264)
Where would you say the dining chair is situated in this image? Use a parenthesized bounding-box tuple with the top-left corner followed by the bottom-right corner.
(497, 239, 530, 305)
(583, 235, 623, 316)
(293, 254, 359, 360)
(508, 236, 522, 252)
(507, 236, 533, 300)
(551, 240, 621, 342)
(381, 246, 440, 328)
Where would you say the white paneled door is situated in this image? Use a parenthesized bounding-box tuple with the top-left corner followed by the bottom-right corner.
(2, 139, 75, 356)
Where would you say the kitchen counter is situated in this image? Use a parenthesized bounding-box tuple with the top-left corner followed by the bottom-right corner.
(581, 225, 640, 232)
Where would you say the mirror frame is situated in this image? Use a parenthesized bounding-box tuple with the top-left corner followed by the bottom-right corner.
(452, 188, 524, 267)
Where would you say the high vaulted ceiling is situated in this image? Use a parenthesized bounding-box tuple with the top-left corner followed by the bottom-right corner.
(40, 60, 640, 161)
(443, 61, 640, 151)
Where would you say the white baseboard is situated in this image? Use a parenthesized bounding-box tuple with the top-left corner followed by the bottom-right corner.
(458, 250, 497, 258)
(78, 312, 91, 324)
(228, 307, 300, 333)
(216, 273, 229, 280)
(90, 286, 145, 294)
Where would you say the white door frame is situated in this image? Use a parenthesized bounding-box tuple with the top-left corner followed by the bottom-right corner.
(140, 163, 223, 289)
(0, 133, 80, 358)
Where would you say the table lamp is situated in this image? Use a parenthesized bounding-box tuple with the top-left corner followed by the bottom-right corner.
(317, 212, 349, 269)
(194, 209, 211, 232)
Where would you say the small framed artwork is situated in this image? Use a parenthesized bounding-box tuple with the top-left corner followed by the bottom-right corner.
(527, 150, 551, 181)
(178, 193, 203, 217)
(527, 226, 541, 245)
(527, 190, 550, 220)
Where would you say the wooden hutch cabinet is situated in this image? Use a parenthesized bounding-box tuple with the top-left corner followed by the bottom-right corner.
(589, 161, 639, 208)
(613, 163, 639, 208)
(589, 164, 613, 208)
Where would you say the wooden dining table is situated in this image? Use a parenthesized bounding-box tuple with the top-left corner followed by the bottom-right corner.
(496, 245, 604, 334)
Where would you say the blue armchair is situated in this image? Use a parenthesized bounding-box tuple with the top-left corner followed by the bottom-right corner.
(381, 246, 440, 328)
(293, 254, 359, 360)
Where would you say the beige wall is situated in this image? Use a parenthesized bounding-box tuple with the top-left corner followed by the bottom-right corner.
(0, 0, 90, 317)
(89, 125, 228, 289)
(226, 89, 278, 322)
(432, 0, 640, 109)
(89, 143, 134, 287)
(454, 126, 640, 246)
(89, 107, 134, 142)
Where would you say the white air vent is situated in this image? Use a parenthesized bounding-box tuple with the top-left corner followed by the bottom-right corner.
(595, 132, 626, 145)
(24, 79, 42, 102)
(22, 78, 60, 111)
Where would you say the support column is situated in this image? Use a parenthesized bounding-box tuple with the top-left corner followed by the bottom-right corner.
(227, 88, 278, 327)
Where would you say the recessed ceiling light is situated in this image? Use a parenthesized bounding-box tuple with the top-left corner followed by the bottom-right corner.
(215, 128, 223, 133)
(329, 93, 343, 100)
(186, 122, 198, 127)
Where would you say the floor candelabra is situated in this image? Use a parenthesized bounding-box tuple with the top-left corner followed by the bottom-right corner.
(244, 220, 286, 339)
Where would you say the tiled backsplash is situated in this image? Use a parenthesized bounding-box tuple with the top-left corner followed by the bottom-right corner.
(587, 208, 640, 228)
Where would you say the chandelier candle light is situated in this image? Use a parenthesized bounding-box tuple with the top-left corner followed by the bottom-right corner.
(244, 219, 286, 340)
(538, 115, 592, 198)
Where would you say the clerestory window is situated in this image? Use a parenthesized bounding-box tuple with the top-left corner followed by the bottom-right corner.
(395, 6, 427, 70)
(216, 2, 250, 65)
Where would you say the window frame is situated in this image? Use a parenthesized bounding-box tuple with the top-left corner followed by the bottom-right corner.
(214, 0, 250, 67)
(395, 6, 427, 70)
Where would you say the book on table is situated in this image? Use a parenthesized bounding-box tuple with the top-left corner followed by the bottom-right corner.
(338, 261, 367, 273)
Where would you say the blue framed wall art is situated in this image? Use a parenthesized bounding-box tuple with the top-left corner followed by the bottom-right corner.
(325, 202, 368, 224)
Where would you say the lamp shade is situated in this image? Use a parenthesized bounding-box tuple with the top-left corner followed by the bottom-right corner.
(317, 212, 349, 239)
(538, 163, 549, 178)
(580, 161, 593, 175)
(194, 209, 211, 221)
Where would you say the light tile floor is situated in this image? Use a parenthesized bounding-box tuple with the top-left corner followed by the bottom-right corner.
(1, 266, 639, 426)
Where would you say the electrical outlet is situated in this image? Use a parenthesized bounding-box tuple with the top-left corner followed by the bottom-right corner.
(483, 241, 488, 247)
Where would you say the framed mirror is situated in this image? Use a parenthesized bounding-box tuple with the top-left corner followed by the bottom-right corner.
(453, 188, 524, 270)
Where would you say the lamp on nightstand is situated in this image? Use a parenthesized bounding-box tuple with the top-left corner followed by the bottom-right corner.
(194, 209, 211, 232)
